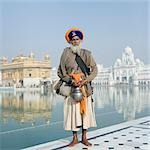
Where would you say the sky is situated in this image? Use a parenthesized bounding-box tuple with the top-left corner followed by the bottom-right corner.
(0, 0, 149, 67)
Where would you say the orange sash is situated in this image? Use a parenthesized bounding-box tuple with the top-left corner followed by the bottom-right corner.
(69, 73, 87, 115)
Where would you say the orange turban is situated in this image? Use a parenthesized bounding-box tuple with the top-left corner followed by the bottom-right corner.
(65, 27, 84, 43)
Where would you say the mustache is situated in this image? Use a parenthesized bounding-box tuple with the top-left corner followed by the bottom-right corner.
(70, 44, 81, 55)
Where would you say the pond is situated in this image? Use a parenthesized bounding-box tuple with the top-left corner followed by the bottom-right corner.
(0, 86, 149, 150)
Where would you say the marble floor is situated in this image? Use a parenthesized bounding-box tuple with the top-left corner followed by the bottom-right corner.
(24, 116, 150, 150)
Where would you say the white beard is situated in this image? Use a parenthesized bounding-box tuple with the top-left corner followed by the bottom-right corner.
(70, 44, 81, 55)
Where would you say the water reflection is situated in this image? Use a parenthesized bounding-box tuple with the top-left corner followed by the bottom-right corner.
(0, 86, 149, 126)
(94, 86, 149, 120)
(0, 90, 55, 125)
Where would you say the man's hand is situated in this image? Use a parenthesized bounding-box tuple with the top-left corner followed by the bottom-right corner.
(71, 80, 78, 87)
(79, 80, 87, 87)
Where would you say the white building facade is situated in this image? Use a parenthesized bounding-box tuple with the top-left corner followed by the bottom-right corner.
(93, 64, 114, 86)
(93, 47, 150, 86)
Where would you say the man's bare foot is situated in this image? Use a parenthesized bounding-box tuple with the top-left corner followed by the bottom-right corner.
(68, 140, 78, 147)
(81, 140, 92, 147)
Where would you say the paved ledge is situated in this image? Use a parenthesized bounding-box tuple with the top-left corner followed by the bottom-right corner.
(24, 116, 150, 150)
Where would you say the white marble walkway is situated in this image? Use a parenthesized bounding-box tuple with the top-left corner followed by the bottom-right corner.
(24, 116, 150, 150)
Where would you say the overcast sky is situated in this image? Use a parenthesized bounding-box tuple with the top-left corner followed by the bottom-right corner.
(0, 0, 149, 67)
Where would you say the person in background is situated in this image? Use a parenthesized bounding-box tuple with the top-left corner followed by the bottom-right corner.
(57, 27, 98, 147)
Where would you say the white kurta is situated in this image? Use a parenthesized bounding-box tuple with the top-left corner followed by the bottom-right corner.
(64, 96, 97, 131)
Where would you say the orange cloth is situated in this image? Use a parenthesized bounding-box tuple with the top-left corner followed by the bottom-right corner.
(69, 73, 87, 115)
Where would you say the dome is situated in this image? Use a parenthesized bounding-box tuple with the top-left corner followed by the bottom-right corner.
(135, 58, 144, 66)
(44, 54, 50, 60)
(116, 58, 121, 63)
(135, 58, 141, 64)
(114, 58, 122, 67)
(0, 57, 8, 63)
(1, 57, 7, 61)
(124, 46, 132, 55)
(29, 52, 35, 58)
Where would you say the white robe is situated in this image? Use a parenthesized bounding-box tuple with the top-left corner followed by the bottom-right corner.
(64, 96, 97, 131)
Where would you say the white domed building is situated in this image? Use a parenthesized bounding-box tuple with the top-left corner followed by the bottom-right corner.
(93, 46, 150, 86)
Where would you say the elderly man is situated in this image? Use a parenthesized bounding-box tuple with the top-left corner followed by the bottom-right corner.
(57, 28, 98, 147)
